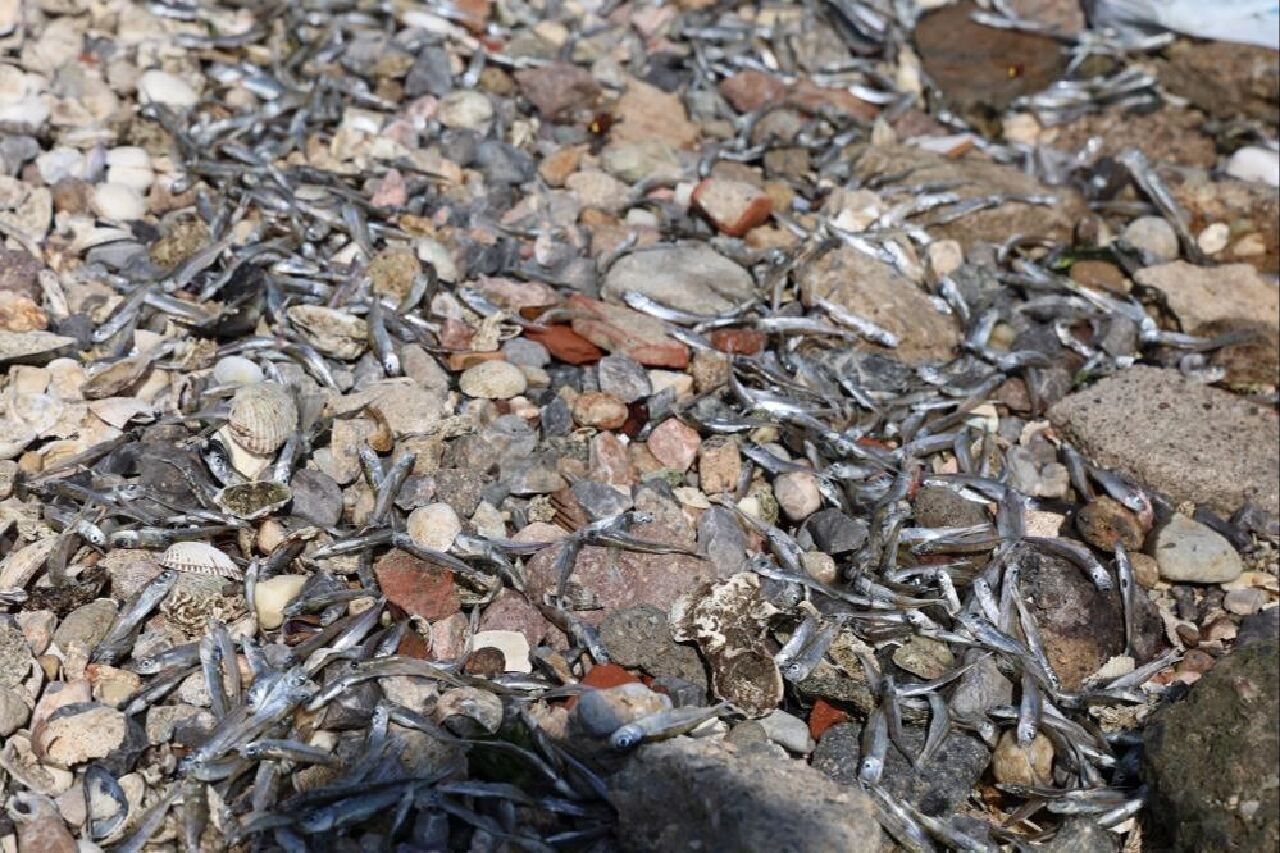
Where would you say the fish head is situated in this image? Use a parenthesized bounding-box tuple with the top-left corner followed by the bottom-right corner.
(609, 725, 644, 750)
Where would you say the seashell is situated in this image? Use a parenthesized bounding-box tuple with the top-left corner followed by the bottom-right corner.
(215, 480, 292, 520)
(286, 305, 368, 359)
(227, 382, 296, 455)
(159, 542, 244, 580)
(87, 398, 154, 430)
(80, 356, 151, 400)
(215, 425, 274, 479)
(0, 536, 59, 589)
(8, 392, 64, 437)
(211, 355, 265, 387)
(0, 331, 75, 364)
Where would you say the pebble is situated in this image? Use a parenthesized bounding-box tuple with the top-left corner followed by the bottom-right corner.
(596, 354, 651, 403)
(470, 629, 532, 674)
(758, 709, 815, 753)
(1122, 216, 1179, 264)
(990, 730, 1054, 786)
(459, 360, 527, 399)
(801, 551, 839, 585)
(927, 239, 964, 279)
(773, 471, 822, 521)
(572, 391, 628, 429)
(892, 636, 955, 679)
(1226, 146, 1280, 187)
(572, 682, 671, 737)
(253, 574, 307, 630)
(137, 70, 198, 108)
(1155, 514, 1244, 584)
(647, 418, 701, 471)
(698, 439, 741, 494)
(691, 178, 773, 236)
(1198, 222, 1231, 255)
(436, 90, 493, 131)
(406, 502, 462, 552)
(91, 183, 145, 221)
(51, 599, 117, 653)
(1075, 497, 1145, 551)
(1131, 552, 1161, 588)
(0, 686, 29, 735)
(603, 243, 757, 315)
(1224, 588, 1268, 617)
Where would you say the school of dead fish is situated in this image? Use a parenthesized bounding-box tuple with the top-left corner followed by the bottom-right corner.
(0, 0, 1274, 850)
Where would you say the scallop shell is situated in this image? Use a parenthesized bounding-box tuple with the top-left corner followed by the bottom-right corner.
(159, 542, 244, 580)
(215, 480, 292, 521)
(227, 382, 297, 454)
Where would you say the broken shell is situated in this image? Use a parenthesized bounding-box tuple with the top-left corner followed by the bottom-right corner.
(159, 542, 243, 580)
(215, 480, 293, 520)
(8, 393, 64, 437)
(216, 425, 275, 479)
(286, 305, 369, 359)
(0, 331, 75, 364)
(227, 383, 297, 455)
(80, 356, 151, 400)
(88, 398, 153, 430)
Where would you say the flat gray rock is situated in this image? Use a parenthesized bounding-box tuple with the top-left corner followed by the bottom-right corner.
(611, 737, 881, 852)
(1049, 367, 1279, 516)
(602, 243, 756, 315)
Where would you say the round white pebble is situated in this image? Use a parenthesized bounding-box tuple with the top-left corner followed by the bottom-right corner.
(91, 183, 145, 222)
(138, 70, 198, 108)
(406, 502, 462, 552)
(1197, 222, 1230, 255)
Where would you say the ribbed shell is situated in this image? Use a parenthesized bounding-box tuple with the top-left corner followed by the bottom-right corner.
(227, 383, 296, 454)
(159, 542, 243, 580)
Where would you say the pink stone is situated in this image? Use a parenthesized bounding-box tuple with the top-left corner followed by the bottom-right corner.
(429, 612, 468, 661)
(526, 521, 728, 624)
(370, 169, 407, 208)
(647, 419, 701, 471)
(477, 589, 565, 647)
(568, 295, 689, 368)
(590, 432, 636, 485)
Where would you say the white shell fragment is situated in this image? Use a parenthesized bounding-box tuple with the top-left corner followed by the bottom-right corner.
(159, 542, 243, 580)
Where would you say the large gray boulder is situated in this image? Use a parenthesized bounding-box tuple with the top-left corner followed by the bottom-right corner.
(1143, 639, 1280, 851)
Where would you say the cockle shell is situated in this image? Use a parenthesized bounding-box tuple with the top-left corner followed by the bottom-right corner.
(159, 542, 243, 580)
(227, 382, 296, 455)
